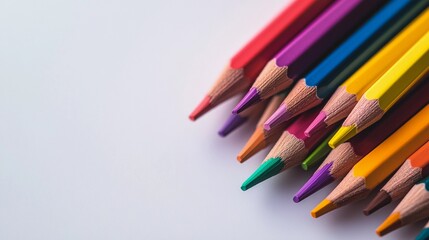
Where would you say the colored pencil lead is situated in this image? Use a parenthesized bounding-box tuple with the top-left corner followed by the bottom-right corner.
(233, 88, 261, 114)
(376, 213, 402, 237)
(305, 111, 327, 137)
(364, 140, 429, 215)
(294, 162, 334, 203)
(237, 94, 288, 162)
(241, 157, 284, 191)
(190, 0, 334, 120)
(263, 104, 289, 130)
(218, 113, 248, 137)
(311, 199, 336, 218)
(329, 125, 357, 148)
(189, 95, 211, 121)
(301, 130, 336, 170)
(237, 127, 266, 162)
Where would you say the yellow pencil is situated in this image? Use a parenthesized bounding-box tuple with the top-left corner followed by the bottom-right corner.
(311, 105, 429, 218)
(305, 9, 429, 136)
(329, 31, 429, 148)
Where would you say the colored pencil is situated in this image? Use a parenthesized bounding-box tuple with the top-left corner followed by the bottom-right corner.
(264, 0, 427, 131)
(364, 140, 429, 215)
(241, 106, 336, 191)
(416, 221, 429, 240)
(294, 80, 429, 202)
(189, 0, 333, 120)
(301, 130, 336, 171)
(232, 0, 384, 114)
(305, 8, 429, 136)
(218, 99, 266, 137)
(376, 177, 429, 236)
(329, 31, 429, 148)
(237, 93, 289, 162)
(311, 105, 429, 218)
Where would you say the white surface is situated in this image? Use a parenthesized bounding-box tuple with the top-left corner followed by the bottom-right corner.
(0, 0, 424, 239)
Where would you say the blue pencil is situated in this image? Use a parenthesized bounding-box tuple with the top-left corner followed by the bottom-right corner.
(263, 0, 429, 131)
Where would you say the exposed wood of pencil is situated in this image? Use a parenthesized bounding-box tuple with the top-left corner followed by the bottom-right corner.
(265, 79, 321, 129)
(319, 142, 360, 179)
(331, 32, 429, 145)
(265, 131, 307, 169)
(233, 0, 387, 115)
(218, 98, 266, 137)
(376, 181, 429, 236)
(189, 0, 333, 120)
(364, 140, 429, 215)
(320, 86, 357, 126)
(253, 60, 293, 99)
(237, 94, 286, 162)
(299, 80, 429, 201)
(314, 8, 429, 129)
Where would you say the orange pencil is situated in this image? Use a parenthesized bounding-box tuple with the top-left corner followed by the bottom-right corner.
(189, 0, 333, 120)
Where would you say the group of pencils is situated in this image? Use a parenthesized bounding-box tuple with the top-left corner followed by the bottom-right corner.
(189, 0, 429, 238)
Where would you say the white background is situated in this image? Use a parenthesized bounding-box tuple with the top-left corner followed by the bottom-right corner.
(0, 0, 424, 239)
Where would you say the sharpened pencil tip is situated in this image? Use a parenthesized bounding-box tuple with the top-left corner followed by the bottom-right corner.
(376, 213, 402, 236)
(241, 157, 284, 191)
(294, 162, 334, 202)
(301, 162, 309, 171)
(329, 125, 357, 148)
(305, 111, 327, 137)
(218, 114, 247, 137)
(189, 95, 212, 121)
(233, 88, 261, 114)
(264, 104, 289, 131)
(237, 128, 267, 163)
(363, 190, 392, 216)
(311, 199, 337, 218)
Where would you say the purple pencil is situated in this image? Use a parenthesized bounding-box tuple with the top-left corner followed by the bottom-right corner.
(218, 98, 266, 137)
(232, 0, 384, 114)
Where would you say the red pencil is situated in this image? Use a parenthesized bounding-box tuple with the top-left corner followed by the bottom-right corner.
(189, 0, 334, 120)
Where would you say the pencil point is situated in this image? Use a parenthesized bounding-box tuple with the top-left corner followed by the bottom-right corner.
(241, 157, 284, 191)
(189, 95, 212, 121)
(416, 228, 429, 240)
(311, 199, 337, 218)
(218, 114, 247, 137)
(294, 162, 334, 203)
(376, 213, 402, 236)
(329, 125, 357, 148)
(264, 104, 289, 131)
(237, 128, 267, 163)
(305, 111, 327, 137)
(363, 190, 391, 216)
(233, 87, 261, 114)
(301, 162, 309, 171)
